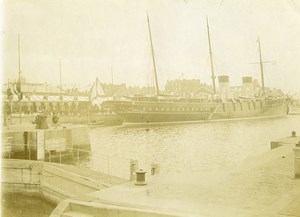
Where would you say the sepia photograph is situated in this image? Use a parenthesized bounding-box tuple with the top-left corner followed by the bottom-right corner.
(1, 0, 300, 216)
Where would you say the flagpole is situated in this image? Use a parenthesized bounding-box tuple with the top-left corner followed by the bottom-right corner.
(18, 34, 22, 124)
(59, 59, 63, 114)
(8, 79, 11, 124)
(111, 66, 114, 96)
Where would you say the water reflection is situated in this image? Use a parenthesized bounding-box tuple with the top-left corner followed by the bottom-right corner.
(90, 116, 300, 179)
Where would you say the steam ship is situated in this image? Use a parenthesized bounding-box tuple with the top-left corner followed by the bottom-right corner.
(102, 16, 288, 124)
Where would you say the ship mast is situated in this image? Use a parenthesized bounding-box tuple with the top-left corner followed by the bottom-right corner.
(147, 14, 160, 96)
(206, 17, 216, 95)
(250, 38, 275, 96)
(257, 38, 265, 95)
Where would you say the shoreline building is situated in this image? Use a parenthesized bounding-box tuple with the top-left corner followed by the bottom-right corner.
(2, 81, 91, 115)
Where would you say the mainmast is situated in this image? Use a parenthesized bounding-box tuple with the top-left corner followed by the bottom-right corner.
(147, 14, 160, 96)
(257, 38, 265, 95)
(206, 17, 216, 95)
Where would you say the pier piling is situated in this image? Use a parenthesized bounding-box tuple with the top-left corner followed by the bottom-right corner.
(293, 143, 300, 178)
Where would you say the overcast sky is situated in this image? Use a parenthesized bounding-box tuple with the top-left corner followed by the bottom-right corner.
(2, 0, 300, 93)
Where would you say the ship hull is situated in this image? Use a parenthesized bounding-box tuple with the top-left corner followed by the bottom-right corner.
(103, 99, 287, 124)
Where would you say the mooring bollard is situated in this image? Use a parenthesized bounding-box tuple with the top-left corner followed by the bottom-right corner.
(130, 160, 138, 181)
(293, 142, 300, 178)
(135, 169, 147, 186)
(292, 131, 296, 137)
(151, 163, 160, 175)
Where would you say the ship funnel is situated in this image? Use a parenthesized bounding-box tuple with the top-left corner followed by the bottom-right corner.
(218, 75, 230, 101)
(242, 76, 254, 97)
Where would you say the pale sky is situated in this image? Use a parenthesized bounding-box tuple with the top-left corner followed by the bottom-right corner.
(2, 0, 300, 93)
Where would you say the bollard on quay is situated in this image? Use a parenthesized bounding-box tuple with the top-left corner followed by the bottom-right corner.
(130, 160, 138, 181)
(151, 163, 160, 175)
(292, 131, 296, 137)
(135, 169, 147, 186)
(293, 141, 300, 178)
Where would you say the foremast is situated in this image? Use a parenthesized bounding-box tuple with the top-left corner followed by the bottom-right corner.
(206, 17, 217, 95)
(147, 14, 160, 96)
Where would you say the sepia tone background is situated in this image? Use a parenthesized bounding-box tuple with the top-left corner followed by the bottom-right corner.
(1, 0, 300, 217)
(2, 0, 300, 94)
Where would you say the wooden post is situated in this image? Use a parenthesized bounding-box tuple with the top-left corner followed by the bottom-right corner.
(77, 149, 80, 165)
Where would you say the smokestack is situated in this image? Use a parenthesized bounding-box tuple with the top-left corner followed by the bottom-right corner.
(242, 76, 254, 97)
(218, 75, 230, 101)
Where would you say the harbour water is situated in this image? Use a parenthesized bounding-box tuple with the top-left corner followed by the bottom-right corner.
(90, 115, 300, 179)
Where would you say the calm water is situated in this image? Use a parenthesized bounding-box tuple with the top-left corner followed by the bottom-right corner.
(90, 116, 300, 179)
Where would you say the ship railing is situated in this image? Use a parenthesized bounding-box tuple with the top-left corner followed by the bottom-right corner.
(45, 149, 134, 180)
(44, 147, 93, 168)
(0, 139, 94, 169)
(2, 138, 136, 180)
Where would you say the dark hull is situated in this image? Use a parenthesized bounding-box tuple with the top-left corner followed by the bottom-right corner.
(103, 99, 287, 123)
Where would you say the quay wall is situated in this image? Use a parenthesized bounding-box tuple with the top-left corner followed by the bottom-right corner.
(51, 200, 178, 217)
(270, 133, 300, 150)
(2, 159, 127, 204)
